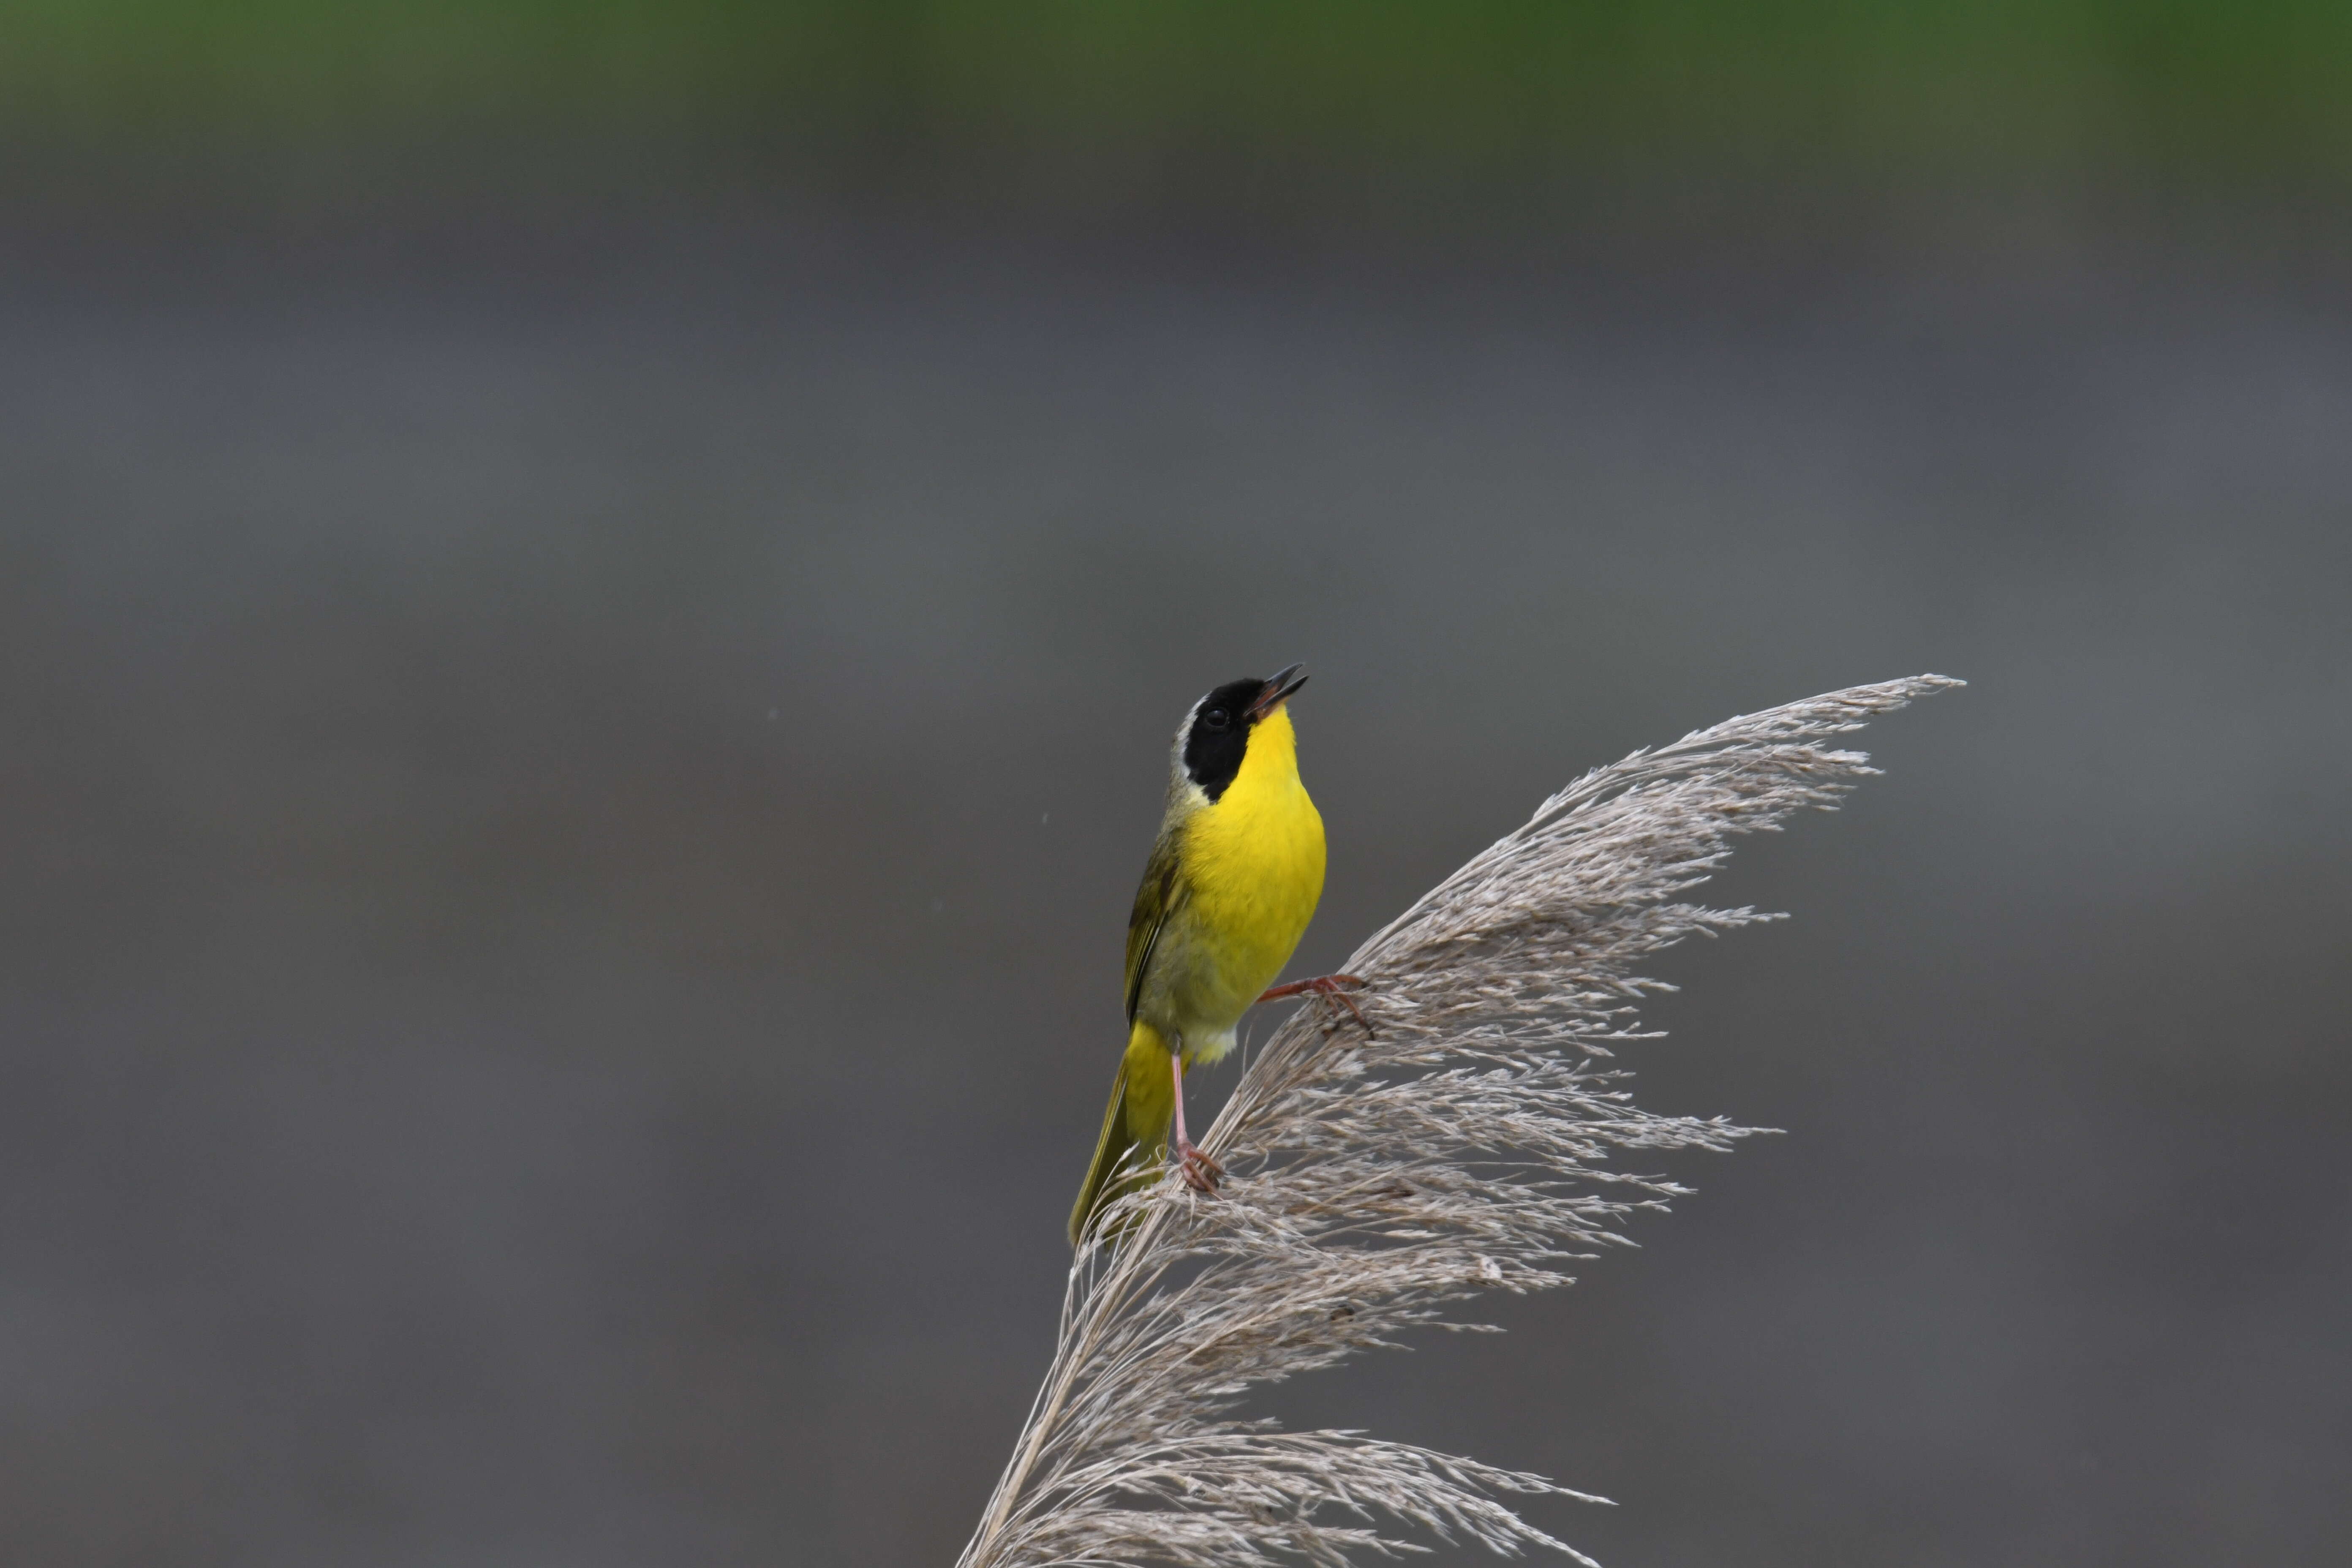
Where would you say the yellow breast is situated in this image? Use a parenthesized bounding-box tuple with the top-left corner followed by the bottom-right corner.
(1177, 706, 1326, 1043)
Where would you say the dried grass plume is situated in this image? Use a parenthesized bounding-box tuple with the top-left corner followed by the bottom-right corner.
(960, 675, 1962, 1568)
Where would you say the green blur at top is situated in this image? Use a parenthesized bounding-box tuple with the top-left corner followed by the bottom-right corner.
(11, 0, 2351, 177)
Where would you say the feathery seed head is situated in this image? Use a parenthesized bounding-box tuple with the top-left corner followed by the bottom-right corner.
(962, 675, 1962, 1568)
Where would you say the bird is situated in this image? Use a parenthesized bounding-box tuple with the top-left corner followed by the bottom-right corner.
(1068, 664, 1369, 1247)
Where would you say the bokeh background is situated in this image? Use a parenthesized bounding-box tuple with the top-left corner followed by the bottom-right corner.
(5, 5, 2348, 1565)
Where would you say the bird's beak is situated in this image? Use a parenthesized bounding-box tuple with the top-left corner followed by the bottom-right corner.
(1248, 663, 1309, 719)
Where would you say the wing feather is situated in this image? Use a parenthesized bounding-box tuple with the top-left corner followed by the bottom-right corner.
(1123, 825, 1183, 1025)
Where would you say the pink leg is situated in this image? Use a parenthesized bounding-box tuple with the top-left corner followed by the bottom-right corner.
(1259, 972, 1374, 1036)
(1169, 1050, 1222, 1193)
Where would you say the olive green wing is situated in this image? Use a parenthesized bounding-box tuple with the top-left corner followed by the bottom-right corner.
(1123, 823, 1184, 1026)
(1072, 825, 1186, 1247)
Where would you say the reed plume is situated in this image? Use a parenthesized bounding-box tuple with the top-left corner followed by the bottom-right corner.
(960, 675, 1962, 1568)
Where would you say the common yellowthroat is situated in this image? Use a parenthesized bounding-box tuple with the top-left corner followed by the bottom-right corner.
(1068, 664, 1368, 1247)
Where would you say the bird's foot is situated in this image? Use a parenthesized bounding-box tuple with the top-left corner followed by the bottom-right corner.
(1259, 973, 1374, 1037)
(1174, 1138, 1224, 1194)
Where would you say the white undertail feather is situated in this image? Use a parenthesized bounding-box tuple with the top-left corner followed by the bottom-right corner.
(961, 675, 1963, 1568)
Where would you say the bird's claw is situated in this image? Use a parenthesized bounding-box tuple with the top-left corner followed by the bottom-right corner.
(1260, 973, 1375, 1037)
(1175, 1139, 1224, 1194)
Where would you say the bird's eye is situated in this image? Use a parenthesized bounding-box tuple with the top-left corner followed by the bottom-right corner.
(1201, 708, 1230, 732)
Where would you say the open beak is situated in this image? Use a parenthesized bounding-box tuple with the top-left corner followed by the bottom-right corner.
(1247, 662, 1309, 719)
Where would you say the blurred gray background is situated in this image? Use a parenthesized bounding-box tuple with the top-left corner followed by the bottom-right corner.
(5, 11, 2352, 1560)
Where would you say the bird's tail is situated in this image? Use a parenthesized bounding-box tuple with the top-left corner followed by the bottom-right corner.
(1067, 1022, 1175, 1247)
